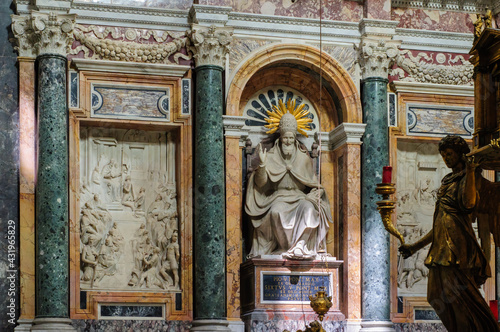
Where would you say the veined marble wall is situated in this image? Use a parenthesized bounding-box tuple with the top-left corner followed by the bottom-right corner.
(396, 141, 448, 297)
(79, 127, 180, 292)
(0, 1, 19, 331)
(392, 8, 475, 33)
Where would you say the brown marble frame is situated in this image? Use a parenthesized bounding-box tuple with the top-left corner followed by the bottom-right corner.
(68, 70, 193, 321)
(389, 91, 495, 323)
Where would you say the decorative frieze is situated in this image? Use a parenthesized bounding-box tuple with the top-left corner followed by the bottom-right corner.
(72, 25, 191, 64)
(11, 12, 76, 57)
(359, 39, 400, 79)
(390, 50, 473, 85)
(187, 24, 233, 68)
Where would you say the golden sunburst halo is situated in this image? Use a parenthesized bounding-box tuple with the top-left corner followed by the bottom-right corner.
(264, 99, 313, 137)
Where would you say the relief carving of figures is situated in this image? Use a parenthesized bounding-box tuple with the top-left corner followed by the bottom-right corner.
(390, 50, 473, 85)
(72, 24, 191, 64)
(396, 142, 447, 294)
(102, 159, 122, 202)
(245, 99, 333, 260)
(79, 127, 180, 291)
(397, 226, 429, 289)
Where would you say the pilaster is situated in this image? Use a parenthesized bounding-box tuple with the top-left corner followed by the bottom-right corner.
(188, 22, 233, 332)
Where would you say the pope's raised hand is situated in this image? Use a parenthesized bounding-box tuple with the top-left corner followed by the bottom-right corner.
(258, 144, 267, 166)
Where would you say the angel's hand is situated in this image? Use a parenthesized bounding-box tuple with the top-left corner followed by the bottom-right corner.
(465, 155, 482, 172)
(258, 144, 267, 166)
(398, 243, 415, 259)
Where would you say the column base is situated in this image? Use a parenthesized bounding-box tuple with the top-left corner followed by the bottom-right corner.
(227, 319, 245, 332)
(14, 319, 33, 331)
(359, 320, 395, 332)
(190, 319, 231, 331)
(31, 318, 76, 331)
(346, 319, 362, 332)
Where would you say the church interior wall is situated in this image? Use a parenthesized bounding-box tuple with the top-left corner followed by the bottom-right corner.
(1, 1, 499, 331)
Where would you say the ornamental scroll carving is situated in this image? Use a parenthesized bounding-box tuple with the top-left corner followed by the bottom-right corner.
(11, 12, 76, 57)
(187, 24, 233, 68)
(71, 25, 192, 64)
(390, 50, 473, 85)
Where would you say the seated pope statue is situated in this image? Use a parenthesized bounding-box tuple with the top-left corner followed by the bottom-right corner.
(245, 100, 333, 259)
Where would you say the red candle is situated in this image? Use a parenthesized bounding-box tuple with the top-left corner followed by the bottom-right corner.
(382, 166, 392, 184)
(490, 300, 498, 321)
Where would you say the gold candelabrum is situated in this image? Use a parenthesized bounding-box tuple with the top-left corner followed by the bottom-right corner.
(283, 287, 332, 332)
(375, 183, 405, 244)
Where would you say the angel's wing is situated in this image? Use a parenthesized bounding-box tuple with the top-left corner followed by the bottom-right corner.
(477, 176, 500, 255)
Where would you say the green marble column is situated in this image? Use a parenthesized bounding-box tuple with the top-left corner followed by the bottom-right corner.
(193, 65, 226, 322)
(188, 22, 232, 332)
(33, 53, 73, 330)
(361, 77, 393, 329)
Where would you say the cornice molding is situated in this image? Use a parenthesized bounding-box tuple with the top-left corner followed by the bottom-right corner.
(329, 123, 366, 151)
(390, 81, 474, 96)
(189, 4, 232, 26)
(228, 12, 360, 41)
(359, 19, 399, 39)
(395, 28, 473, 53)
(392, 0, 496, 13)
(222, 115, 249, 138)
(71, 58, 190, 77)
(69, 2, 190, 30)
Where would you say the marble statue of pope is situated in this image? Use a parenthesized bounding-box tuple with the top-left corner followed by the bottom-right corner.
(245, 112, 333, 259)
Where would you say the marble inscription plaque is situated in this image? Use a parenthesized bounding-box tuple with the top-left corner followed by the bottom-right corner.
(261, 273, 331, 303)
(406, 104, 473, 137)
(91, 84, 170, 121)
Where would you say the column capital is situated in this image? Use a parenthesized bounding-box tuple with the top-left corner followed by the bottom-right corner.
(359, 38, 400, 80)
(11, 14, 37, 58)
(187, 24, 233, 68)
(11, 12, 76, 57)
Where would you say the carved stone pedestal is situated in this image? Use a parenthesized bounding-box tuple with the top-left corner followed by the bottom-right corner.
(241, 257, 343, 331)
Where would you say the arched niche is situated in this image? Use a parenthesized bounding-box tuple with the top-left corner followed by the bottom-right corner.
(224, 43, 363, 322)
(226, 43, 362, 125)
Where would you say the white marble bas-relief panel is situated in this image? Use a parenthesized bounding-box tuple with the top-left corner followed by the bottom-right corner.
(396, 141, 448, 297)
(79, 127, 180, 292)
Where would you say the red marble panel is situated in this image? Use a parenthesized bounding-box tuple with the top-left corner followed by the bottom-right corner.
(364, 0, 391, 20)
(201, 0, 363, 21)
(392, 8, 475, 33)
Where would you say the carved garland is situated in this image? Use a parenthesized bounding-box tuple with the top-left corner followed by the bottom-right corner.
(390, 50, 473, 85)
(71, 24, 192, 64)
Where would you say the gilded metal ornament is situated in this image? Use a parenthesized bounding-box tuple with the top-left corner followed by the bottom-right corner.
(375, 183, 404, 244)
